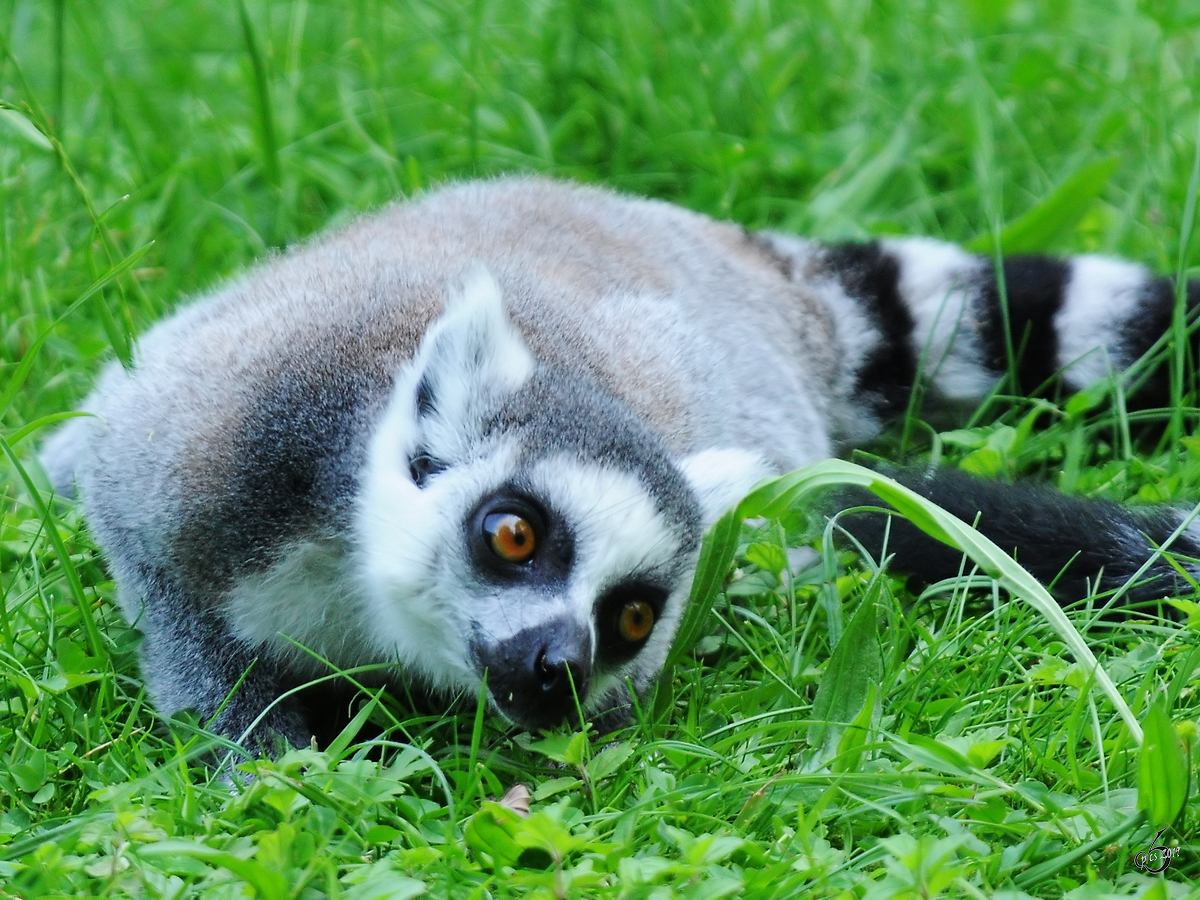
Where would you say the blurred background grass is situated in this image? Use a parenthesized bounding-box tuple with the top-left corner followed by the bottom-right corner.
(5, 0, 1199, 425)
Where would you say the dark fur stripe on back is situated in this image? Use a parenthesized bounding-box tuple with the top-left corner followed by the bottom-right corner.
(976, 255, 1070, 393)
(820, 242, 917, 418)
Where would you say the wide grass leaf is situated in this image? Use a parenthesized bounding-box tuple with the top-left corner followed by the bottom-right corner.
(967, 156, 1119, 253)
(136, 841, 289, 896)
(1137, 699, 1189, 830)
(0, 105, 52, 151)
(807, 580, 884, 761)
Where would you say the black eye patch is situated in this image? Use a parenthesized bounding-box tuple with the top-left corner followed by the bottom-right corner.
(467, 490, 572, 584)
(595, 582, 669, 666)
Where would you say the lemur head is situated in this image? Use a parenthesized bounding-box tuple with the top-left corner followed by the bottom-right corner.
(356, 273, 764, 730)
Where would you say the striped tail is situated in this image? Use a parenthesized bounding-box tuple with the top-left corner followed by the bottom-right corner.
(760, 232, 1200, 608)
(763, 233, 1199, 432)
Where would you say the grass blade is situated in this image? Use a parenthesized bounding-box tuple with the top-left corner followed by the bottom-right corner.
(236, 0, 281, 187)
(0, 241, 152, 417)
(0, 435, 105, 659)
(807, 580, 884, 759)
(723, 460, 1142, 743)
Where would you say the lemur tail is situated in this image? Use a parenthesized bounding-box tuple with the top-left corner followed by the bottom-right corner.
(765, 233, 1198, 424)
(838, 466, 1199, 608)
(762, 233, 1199, 607)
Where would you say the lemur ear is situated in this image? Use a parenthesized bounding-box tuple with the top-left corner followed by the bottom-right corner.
(409, 269, 536, 431)
(679, 448, 772, 529)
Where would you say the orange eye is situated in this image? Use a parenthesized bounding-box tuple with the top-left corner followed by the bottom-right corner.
(483, 513, 537, 563)
(617, 600, 655, 643)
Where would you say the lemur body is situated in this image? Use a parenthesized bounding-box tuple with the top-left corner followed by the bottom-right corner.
(43, 177, 1197, 750)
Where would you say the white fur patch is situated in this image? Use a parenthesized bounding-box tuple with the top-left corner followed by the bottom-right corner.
(1055, 255, 1150, 387)
(411, 270, 536, 462)
(433, 269, 535, 392)
(883, 237, 996, 399)
(808, 277, 887, 443)
(680, 447, 771, 526)
(356, 428, 528, 691)
(768, 235, 889, 444)
(224, 540, 375, 672)
(530, 456, 682, 597)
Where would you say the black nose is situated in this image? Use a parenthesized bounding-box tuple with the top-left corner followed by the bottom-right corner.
(535, 644, 588, 696)
(476, 619, 592, 730)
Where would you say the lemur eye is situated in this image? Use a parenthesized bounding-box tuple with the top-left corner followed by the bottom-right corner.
(483, 512, 537, 563)
(617, 600, 655, 643)
(409, 452, 445, 487)
(596, 584, 666, 663)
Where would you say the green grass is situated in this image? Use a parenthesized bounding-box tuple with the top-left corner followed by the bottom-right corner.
(3, 0, 1200, 895)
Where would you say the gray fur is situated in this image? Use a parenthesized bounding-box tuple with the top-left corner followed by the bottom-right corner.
(46, 176, 1191, 751)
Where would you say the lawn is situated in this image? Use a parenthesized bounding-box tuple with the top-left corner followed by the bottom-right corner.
(2, 0, 1199, 896)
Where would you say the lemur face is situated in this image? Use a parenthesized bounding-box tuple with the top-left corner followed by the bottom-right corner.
(355, 274, 764, 728)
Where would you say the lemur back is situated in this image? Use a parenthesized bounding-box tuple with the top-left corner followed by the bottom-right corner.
(43, 177, 1197, 752)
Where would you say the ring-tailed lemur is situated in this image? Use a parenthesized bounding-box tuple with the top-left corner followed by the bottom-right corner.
(40, 177, 1197, 751)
